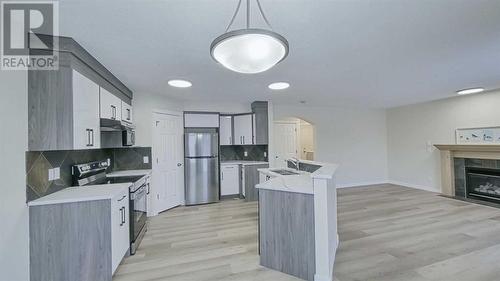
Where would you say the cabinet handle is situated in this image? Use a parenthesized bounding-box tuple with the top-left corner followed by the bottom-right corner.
(86, 129, 92, 147)
(127, 109, 131, 120)
(90, 129, 94, 147)
(122, 206, 126, 225)
(221, 171, 224, 181)
(117, 195, 127, 202)
(119, 207, 124, 226)
(243, 136, 245, 144)
(146, 183, 150, 195)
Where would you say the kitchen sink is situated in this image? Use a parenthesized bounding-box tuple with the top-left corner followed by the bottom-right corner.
(270, 169, 299, 175)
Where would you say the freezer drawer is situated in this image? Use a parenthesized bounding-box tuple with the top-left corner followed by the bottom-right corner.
(185, 157, 219, 205)
(185, 132, 219, 157)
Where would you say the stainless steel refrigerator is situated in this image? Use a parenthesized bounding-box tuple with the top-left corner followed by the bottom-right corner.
(184, 128, 219, 205)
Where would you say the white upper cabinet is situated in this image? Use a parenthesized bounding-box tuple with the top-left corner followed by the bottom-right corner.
(184, 113, 219, 128)
(121, 101, 133, 124)
(219, 116, 233, 145)
(233, 114, 254, 145)
(100, 87, 122, 121)
(72, 70, 101, 149)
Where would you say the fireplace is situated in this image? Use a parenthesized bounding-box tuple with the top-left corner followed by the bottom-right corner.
(466, 167, 500, 202)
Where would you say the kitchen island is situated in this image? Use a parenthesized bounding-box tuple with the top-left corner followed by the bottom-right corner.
(256, 161, 339, 281)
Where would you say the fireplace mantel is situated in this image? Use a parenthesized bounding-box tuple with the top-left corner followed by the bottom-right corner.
(435, 144, 500, 196)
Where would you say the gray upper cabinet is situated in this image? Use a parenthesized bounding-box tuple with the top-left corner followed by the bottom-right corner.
(252, 101, 269, 145)
(28, 35, 133, 151)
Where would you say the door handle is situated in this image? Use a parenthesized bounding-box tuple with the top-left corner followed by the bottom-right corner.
(177, 163, 182, 167)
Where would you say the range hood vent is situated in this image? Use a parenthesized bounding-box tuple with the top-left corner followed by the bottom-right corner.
(100, 118, 135, 132)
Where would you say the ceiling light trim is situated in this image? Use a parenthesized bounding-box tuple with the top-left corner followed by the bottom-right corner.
(456, 87, 484, 95)
(210, 28, 289, 64)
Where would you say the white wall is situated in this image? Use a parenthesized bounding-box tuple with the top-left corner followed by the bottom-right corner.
(274, 105, 388, 188)
(133, 92, 183, 146)
(183, 101, 251, 114)
(387, 90, 500, 192)
(0, 71, 29, 281)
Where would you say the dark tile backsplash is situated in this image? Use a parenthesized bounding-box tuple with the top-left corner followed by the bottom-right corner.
(220, 145, 268, 162)
(26, 147, 152, 202)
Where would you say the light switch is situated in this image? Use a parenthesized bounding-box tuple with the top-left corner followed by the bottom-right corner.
(426, 141, 433, 153)
(143, 156, 149, 164)
(244, 151, 248, 157)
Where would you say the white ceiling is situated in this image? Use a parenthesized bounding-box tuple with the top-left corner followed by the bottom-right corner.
(59, 0, 500, 108)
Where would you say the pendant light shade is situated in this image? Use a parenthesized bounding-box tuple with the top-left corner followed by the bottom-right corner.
(210, 0, 289, 74)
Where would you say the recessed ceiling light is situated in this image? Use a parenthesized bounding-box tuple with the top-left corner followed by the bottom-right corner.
(456, 88, 484, 95)
(268, 82, 290, 90)
(168, 79, 192, 88)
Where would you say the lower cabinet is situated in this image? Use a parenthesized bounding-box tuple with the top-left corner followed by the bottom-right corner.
(111, 189, 130, 274)
(29, 189, 130, 281)
(243, 164, 269, 202)
(221, 164, 240, 196)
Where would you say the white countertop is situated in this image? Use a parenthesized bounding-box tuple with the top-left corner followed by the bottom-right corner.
(28, 183, 131, 206)
(221, 160, 269, 166)
(256, 160, 338, 194)
(256, 174, 314, 194)
(106, 169, 152, 177)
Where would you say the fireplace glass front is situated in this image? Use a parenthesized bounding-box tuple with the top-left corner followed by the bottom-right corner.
(466, 167, 500, 202)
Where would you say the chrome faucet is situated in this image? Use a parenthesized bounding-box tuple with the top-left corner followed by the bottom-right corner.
(289, 157, 300, 171)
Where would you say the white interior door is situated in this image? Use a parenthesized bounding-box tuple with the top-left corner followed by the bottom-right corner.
(153, 111, 184, 214)
(273, 122, 298, 168)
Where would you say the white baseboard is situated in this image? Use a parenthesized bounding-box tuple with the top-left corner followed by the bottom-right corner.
(337, 180, 441, 193)
(386, 180, 440, 193)
(336, 180, 388, 189)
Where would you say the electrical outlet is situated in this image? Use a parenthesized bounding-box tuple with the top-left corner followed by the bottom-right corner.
(48, 169, 54, 181)
(143, 156, 149, 164)
(244, 151, 248, 157)
(53, 167, 60, 180)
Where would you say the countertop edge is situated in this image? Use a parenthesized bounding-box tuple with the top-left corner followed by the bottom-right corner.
(27, 184, 131, 207)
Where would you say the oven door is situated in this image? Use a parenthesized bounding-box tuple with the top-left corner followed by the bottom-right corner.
(130, 183, 147, 246)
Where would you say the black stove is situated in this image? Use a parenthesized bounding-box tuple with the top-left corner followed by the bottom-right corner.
(72, 160, 149, 255)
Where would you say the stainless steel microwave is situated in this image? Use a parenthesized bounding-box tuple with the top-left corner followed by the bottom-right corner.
(122, 129, 135, 146)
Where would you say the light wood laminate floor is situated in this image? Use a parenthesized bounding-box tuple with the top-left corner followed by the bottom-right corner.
(114, 184, 500, 281)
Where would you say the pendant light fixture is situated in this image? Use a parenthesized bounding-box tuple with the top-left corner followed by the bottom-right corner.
(210, 0, 289, 74)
